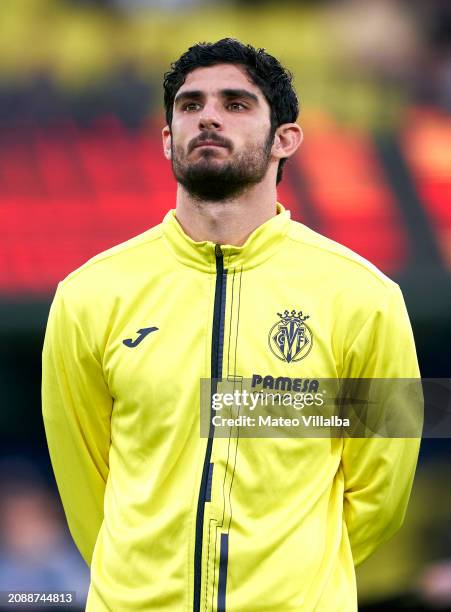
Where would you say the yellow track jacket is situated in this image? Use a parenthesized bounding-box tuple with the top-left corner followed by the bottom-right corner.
(42, 203, 421, 611)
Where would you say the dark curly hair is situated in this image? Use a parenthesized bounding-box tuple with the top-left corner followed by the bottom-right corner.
(163, 38, 299, 185)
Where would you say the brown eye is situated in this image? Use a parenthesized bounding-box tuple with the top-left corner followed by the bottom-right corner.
(183, 102, 201, 111)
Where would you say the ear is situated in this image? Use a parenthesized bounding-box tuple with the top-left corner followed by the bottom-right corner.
(162, 125, 172, 160)
(271, 123, 303, 161)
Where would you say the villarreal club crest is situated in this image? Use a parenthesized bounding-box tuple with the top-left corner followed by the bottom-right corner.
(268, 309, 313, 363)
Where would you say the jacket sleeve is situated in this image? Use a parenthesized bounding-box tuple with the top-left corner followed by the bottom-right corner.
(341, 283, 422, 566)
(42, 283, 113, 566)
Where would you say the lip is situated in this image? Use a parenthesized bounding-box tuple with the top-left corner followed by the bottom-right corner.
(193, 142, 226, 149)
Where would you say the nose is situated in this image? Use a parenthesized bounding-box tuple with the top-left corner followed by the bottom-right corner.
(198, 101, 222, 130)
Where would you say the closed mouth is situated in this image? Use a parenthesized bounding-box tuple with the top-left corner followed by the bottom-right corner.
(194, 142, 226, 149)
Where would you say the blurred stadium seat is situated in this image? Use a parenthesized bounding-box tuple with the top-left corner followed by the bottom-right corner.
(0, 108, 449, 296)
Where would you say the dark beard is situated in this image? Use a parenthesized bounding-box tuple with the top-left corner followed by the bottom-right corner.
(171, 130, 274, 202)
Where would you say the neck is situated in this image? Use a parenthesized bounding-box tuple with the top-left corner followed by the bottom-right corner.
(174, 175, 278, 246)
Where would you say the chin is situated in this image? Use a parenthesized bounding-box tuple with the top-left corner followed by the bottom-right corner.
(196, 151, 227, 161)
(193, 157, 227, 171)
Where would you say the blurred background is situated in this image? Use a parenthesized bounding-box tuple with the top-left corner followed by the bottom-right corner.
(0, 0, 450, 609)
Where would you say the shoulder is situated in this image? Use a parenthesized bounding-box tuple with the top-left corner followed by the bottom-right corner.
(58, 223, 164, 294)
(286, 219, 398, 292)
(51, 223, 166, 324)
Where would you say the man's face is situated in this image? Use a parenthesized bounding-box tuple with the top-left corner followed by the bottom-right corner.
(163, 63, 275, 201)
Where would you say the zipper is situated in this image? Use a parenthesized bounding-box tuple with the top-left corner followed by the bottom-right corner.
(217, 533, 229, 612)
(193, 244, 227, 612)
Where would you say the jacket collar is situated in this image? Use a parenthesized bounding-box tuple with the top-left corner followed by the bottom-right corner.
(162, 202, 291, 273)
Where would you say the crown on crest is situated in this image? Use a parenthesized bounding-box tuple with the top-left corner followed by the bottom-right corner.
(277, 309, 310, 324)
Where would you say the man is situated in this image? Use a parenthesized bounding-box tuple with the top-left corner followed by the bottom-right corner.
(42, 38, 421, 611)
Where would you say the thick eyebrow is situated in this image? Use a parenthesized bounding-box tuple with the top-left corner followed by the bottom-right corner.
(221, 89, 259, 104)
(174, 88, 259, 108)
(174, 90, 203, 107)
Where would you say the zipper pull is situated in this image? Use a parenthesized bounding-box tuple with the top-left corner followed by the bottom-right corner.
(215, 244, 222, 258)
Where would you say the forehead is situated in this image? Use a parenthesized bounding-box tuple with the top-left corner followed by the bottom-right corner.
(177, 63, 266, 100)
